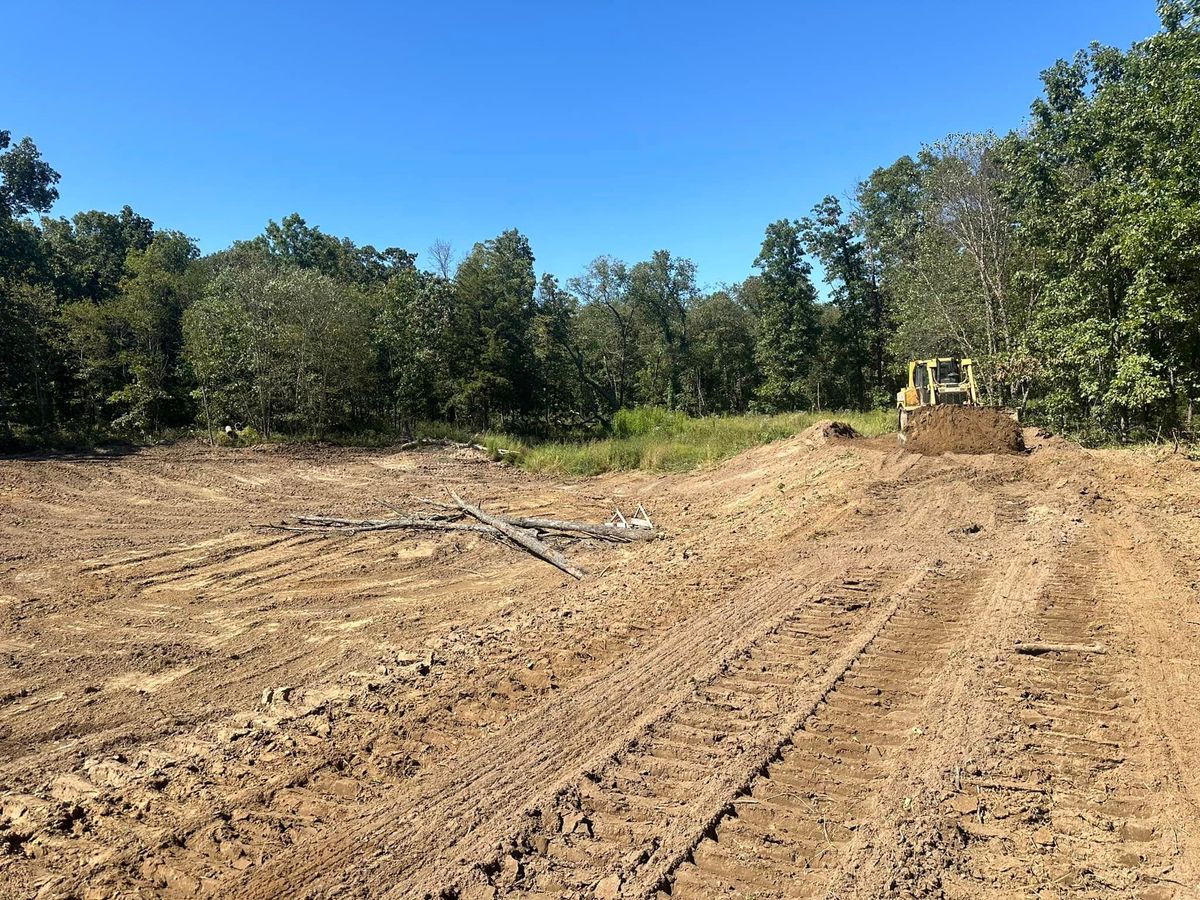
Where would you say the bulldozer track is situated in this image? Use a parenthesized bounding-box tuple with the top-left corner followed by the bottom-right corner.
(467, 564, 982, 899)
(947, 542, 1179, 899)
(224, 562, 911, 899)
(662, 566, 984, 899)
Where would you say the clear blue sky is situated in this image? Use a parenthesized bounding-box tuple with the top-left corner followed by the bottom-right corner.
(8, 1, 1161, 289)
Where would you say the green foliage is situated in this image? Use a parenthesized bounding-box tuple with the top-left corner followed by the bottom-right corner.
(235, 424, 264, 445)
(752, 220, 819, 411)
(0, 132, 59, 221)
(250, 213, 416, 284)
(183, 264, 375, 438)
(478, 431, 529, 462)
(800, 197, 892, 409)
(857, 133, 1037, 406)
(568, 256, 635, 412)
(450, 229, 539, 428)
(610, 405, 689, 437)
(44, 207, 155, 302)
(626, 250, 698, 411)
(998, 12, 1200, 437)
(689, 290, 758, 415)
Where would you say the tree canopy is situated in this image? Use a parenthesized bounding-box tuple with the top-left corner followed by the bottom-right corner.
(2, 4, 1197, 445)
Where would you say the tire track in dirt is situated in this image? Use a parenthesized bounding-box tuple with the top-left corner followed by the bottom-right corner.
(224, 456, 979, 898)
(195, 452, 918, 899)
(14, 436, 1199, 897)
(16, 522, 868, 892)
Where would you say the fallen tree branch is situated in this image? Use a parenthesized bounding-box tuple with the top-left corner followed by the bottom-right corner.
(268, 494, 642, 580)
(278, 512, 634, 543)
(449, 489, 586, 580)
(964, 777, 1049, 794)
(417, 498, 651, 541)
(397, 437, 512, 456)
(296, 515, 497, 532)
(498, 515, 645, 542)
(1014, 642, 1108, 656)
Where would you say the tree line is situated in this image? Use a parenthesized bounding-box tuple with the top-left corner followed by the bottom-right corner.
(2, 2, 1197, 445)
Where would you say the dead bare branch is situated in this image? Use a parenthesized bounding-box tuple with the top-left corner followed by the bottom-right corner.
(1014, 642, 1107, 656)
(448, 489, 587, 580)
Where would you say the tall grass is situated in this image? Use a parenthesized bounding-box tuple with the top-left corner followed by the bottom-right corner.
(214, 407, 890, 474)
(492, 408, 892, 477)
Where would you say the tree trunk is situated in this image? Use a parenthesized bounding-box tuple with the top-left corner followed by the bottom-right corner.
(449, 490, 586, 579)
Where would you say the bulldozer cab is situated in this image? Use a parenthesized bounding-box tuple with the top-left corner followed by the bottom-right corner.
(899, 357, 979, 412)
(936, 358, 962, 386)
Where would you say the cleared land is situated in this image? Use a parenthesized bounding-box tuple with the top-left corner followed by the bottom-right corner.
(1, 427, 1199, 899)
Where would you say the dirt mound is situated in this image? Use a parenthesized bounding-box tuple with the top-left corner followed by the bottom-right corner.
(905, 405, 1024, 455)
(800, 420, 860, 446)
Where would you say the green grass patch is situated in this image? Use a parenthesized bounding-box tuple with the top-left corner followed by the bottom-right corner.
(3, 408, 891, 470)
(488, 408, 892, 477)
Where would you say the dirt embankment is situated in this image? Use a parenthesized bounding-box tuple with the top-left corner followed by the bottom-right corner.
(905, 404, 1025, 455)
(0, 432, 1197, 899)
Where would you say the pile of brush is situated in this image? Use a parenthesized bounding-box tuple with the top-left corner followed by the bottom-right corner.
(269, 490, 655, 580)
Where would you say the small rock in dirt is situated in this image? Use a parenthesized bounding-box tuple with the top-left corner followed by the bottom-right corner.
(594, 874, 622, 899)
(499, 853, 522, 883)
(562, 811, 592, 836)
(1032, 826, 1056, 847)
(620, 847, 650, 869)
(947, 793, 978, 815)
(48, 774, 99, 804)
(1, 793, 52, 831)
(260, 686, 293, 706)
(396, 650, 434, 675)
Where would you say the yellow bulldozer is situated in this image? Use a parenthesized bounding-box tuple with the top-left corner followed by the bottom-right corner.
(896, 357, 981, 437)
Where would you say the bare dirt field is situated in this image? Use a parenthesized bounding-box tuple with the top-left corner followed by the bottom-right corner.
(2, 428, 1199, 899)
